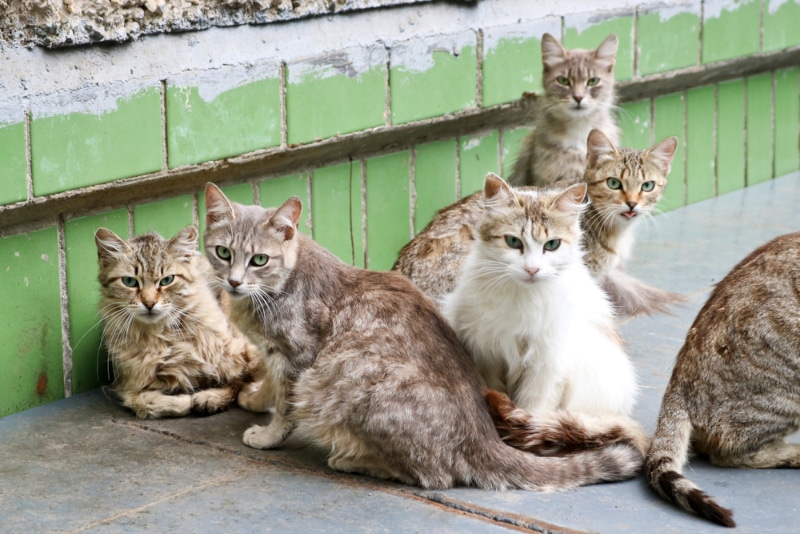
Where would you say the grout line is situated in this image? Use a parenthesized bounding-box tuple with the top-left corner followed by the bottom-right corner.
(280, 61, 288, 148)
(409, 146, 417, 238)
(24, 107, 33, 201)
(348, 158, 356, 266)
(455, 136, 462, 200)
(497, 128, 505, 177)
(759, 0, 764, 55)
(384, 52, 392, 127)
(633, 7, 639, 78)
(475, 29, 484, 109)
(697, 0, 704, 67)
(770, 70, 776, 179)
(712, 83, 719, 197)
(681, 90, 688, 207)
(252, 180, 261, 206)
(160, 79, 169, 172)
(56, 216, 73, 398)
(743, 76, 750, 186)
(360, 157, 368, 269)
(648, 97, 655, 145)
(191, 193, 199, 234)
(127, 205, 135, 238)
(305, 169, 313, 235)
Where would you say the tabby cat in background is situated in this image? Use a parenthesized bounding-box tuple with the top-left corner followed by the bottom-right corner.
(96, 226, 272, 419)
(646, 232, 800, 528)
(509, 32, 619, 187)
(202, 183, 649, 491)
(442, 174, 639, 420)
(582, 129, 683, 316)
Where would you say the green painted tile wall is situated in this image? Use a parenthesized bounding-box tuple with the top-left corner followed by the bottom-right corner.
(133, 195, 194, 238)
(166, 76, 281, 169)
(460, 131, 500, 197)
(773, 68, 800, 177)
(365, 151, 410, 271)
(482, 34, 541, 108)
(763, 0, 800, 53)
(654, 92, 686, 210)
(716, 79, 746, 196)
(311, 161, 364, 267)
(0, 120, 27, 205)
(563, 12, 634, 81)
(0, 228, 63, 417)
(746, 73, 774, 185)
(501, 128, 531, 177)
(619, 100, 652, 149)
(702, 0, 761, 64)
(637, 6, 699, 76)
(31, 88, 163, 197)
(65, 209, 129, 395)
(685, 85, 716, 203)
(259, 173, 311, 235)
(414, 139, 457, 233)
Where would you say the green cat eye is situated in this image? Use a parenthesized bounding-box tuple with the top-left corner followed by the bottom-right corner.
(641, 181, 656, 192)
(586, 77, 600, 86)
(556, 76, 571, 86)
(250, 254, 269, 266)
(543, 239, 561, 252)
(159, 275, 175, 287)
(121, 276, 138, 288)
(606, 177, 622, 190)
(216, 246, 232, 261)
(504, 235, 524, 251)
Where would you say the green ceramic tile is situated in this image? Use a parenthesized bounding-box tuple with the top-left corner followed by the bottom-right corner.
(702, 0, 761, 64)
(654, 92, 686, 211)
(391, 34, 478, 124)
(311, 161, 364, 267)
(460, 130, 500, 197)
(65, 209, 129, 394)
(365, 151, 411, 271)
(166, 75, 281, 168)
(763, 0, 800, 53)
(619, 99, 652, 149)
(774, 68, 800, 176)
(198, 183, 255, 248)
(0, 119, 27, 205)
(637, 5, 700, 76)
(716, 79, 746, 196)
(482, 34, 540, 108)
(414, 139, 457, 234)
(133, 195, 194, 238)
(685, 86, 716, 204)
(501, 127, 532, 177)
(287, 47, 386, 145)
(563, 11, 635, 81)
(746, 73, 774, 185)
(0, 227, 63, 417)
(31, 88, 163, 196)
(259, 173, 311, 235)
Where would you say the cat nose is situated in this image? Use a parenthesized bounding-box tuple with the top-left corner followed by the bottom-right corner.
(573, 94, 584, 104)
(229, 279, 242, 288)
(142, 300, 156, 310)
(626, 201, 638, 210)
(525, 266, 539, 277)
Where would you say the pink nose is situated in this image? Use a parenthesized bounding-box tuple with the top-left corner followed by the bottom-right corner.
(525, 266, 539, 277)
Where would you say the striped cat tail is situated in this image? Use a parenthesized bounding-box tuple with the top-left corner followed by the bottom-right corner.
(601, 267, 685, 317)
(645, 388, 735, 527)
(484, 390, 650, 458)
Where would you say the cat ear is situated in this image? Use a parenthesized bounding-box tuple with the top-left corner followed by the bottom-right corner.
(541, 33, 567, 68)
(646, 136, 679, 176)
(271, 197, 303, 241)
(483, 173, 516, 208)
(593, 33, 618, 72)
(95, 227, 130, 265)
(167, 226, 199, 261)
(586, 129, 619, 168)
(554, 183, 587, 213)
(205, 183, 235, 228)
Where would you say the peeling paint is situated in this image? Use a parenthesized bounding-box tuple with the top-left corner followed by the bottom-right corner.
(767, 0, 794, 15)
(703, 0, 752, 21)
(288, 46, 387, 84)
(639, 1, 700, 22)
(391, 31, 476, 74)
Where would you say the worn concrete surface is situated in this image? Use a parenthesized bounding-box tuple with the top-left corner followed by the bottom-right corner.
(1, 172, 800, 533)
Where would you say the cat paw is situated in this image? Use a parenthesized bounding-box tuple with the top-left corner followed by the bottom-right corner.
(237, 380, 274, 413)
(243, 423, 287, 449)
(191, 389, 234, 416)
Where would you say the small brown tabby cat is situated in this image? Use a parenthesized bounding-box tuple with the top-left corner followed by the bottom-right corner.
(203, 183, 648, 490)
(510, 32, 620, 187)
(582, 129, 683, 316)
(646, 232, 800, 528)
(96, 226, 271, 419)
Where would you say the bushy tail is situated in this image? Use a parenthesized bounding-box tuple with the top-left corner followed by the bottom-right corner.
(601, 268, 685, 318)
(645, 390, 735, 527)
(485, 390, 650, 457)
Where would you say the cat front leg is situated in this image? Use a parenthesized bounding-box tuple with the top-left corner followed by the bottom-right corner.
(191, 387, 237, 415)
(243, 359, 296, 449)
(120, 389, 193, 419)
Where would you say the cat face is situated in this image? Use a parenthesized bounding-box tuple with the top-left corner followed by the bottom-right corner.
(584, 130, 678, 227)
(476, 174, 586, 284)
(540, 33, 617, 117)
(203, 183, 302, 301)
(95, 226, 199, 325)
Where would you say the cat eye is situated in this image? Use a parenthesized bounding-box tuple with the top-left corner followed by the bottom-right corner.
(216, 246, 232, 261)
(641, 181, 656, 192)
(586, 77, 600, 86)
(504, 235, 524, 251)
(250, 254, 269, 266)
(606, 178, 622, 190)
(159, 275, 175, 287)
(543, 239, 561, 252)
(121, 276, 139, 288)
(556, 76, 571, 86)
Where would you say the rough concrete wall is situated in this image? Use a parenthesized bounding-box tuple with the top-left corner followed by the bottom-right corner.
(0, 0, 451, 47)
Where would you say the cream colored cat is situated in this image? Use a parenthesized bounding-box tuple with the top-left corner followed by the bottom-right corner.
(96, 226, 271, 419)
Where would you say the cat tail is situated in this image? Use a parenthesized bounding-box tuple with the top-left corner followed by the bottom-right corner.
(645, 388, 735, 527)
(485, 390, 650, 458)
(601, 268, 685, 317)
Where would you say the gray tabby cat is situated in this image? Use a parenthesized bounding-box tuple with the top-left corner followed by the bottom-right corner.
(203, 183, 648, 490)
(646, 232, 800, 527)
(510, 32, 619, 187)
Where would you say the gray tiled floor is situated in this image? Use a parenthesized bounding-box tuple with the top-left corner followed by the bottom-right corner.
(2, 173, 799, 533)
